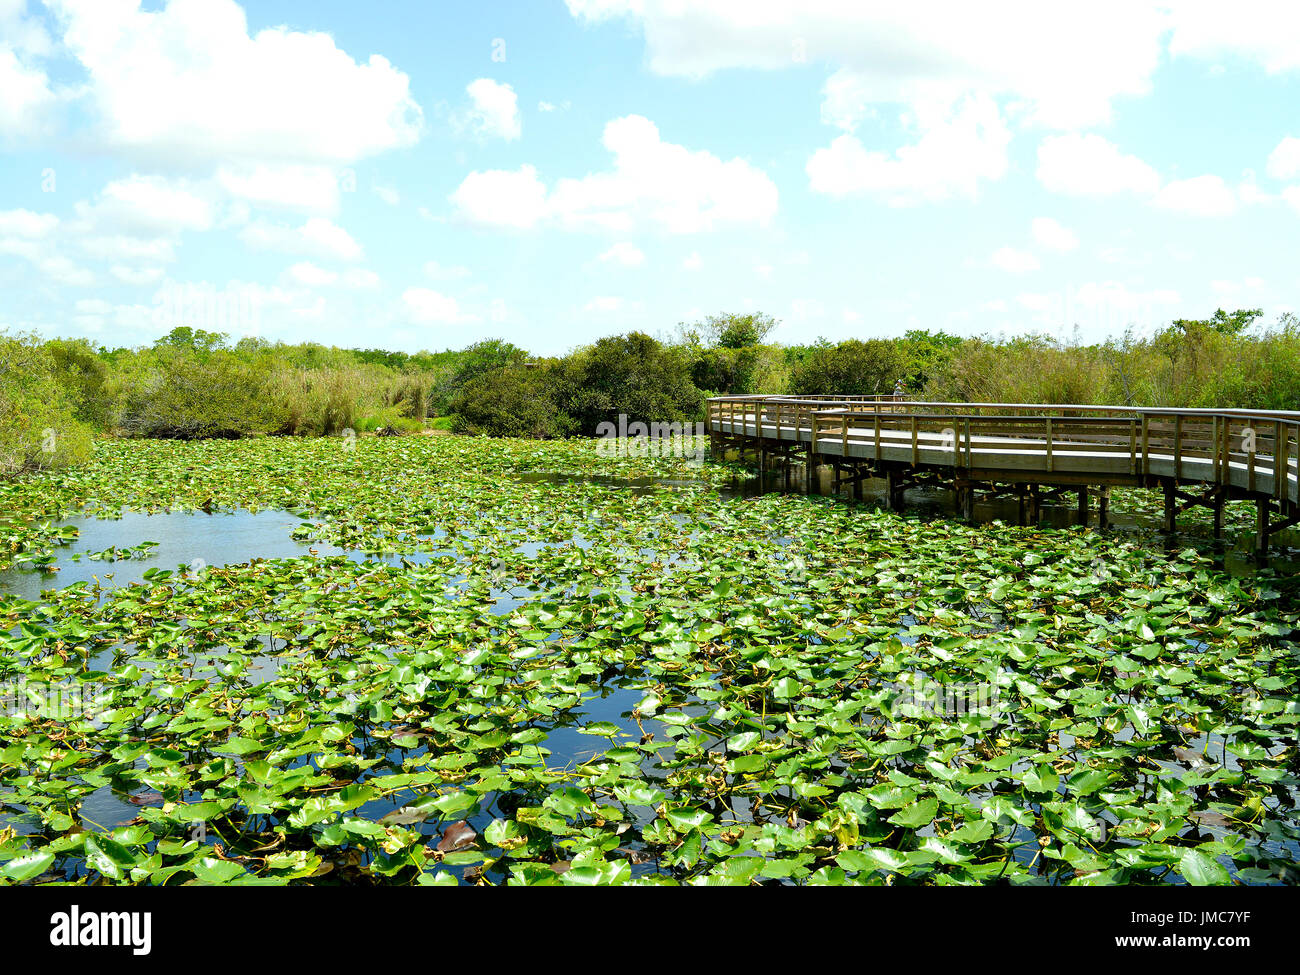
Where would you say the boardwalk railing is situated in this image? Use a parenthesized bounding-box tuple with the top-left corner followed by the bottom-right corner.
(706, 395, 1300, 552)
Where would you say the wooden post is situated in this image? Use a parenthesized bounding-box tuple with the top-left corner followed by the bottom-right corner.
(1098, 485, 1110, 530)
(1163, 480, 1176, 533)
(1017, 484, 1028, 526)
(959, 483, 975, 522)
(1212, 490, 1224, 539)
(1256, 497, 1270, 561)
(758, 448, 767, 493)
(1077, 486, 1089, 527)
(885, 467, 902, 511)
(852, 464, 864, 501)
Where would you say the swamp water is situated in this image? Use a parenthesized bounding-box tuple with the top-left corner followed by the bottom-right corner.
(2, 442, 1298, 885)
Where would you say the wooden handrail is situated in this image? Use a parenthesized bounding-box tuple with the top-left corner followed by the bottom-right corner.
(706, 396, 1300, 506)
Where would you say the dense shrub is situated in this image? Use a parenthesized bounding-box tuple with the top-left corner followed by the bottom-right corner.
(789, 338, 907, 396)
(114, 346, 282, 439)
(562, 332, 702, 434)
(451, 361, 576, 438)
(0, 331, 93, 475)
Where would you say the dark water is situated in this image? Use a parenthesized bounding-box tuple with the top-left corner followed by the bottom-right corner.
(3, 481, 1295, 880)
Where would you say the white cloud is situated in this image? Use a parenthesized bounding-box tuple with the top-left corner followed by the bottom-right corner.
(451, 115, 777, 232)
(457, 78, 521, 141)
(0, 44, 56, 137)
(450, 164, 550, 229)
(341, 268, 379, 289)
(216, 163, 341, 214)
(1167, 1, 1300, 74)
(1073, 280, 1180, 310)
(283, 261, 337, 287)
(584, 296, 624, 312)
(1282, 185, 1300, 215)
(598, 241, 645, 266)
(1153, 174, 1238, 216)
(989, 247, 1040, 273)
(110, 264, 164, 286)
(79, 234, 175, 264)
(423, 260, 471, 280)
(403, 287, 474, 324)
(239, 217, 363, 262)
(1036, 133, 1160, 196)
(1266, 136, 1300, 180)
(682, 251, 702, 270)
(0, 208, 59, 238)
(0, 235, 95, 286)
(47, 0, 422, 167)
(372, 184, 400, 206)
(567, 1, 1167, 130)
(807, 94, 1009, 204)
(77, 175, 215, 236)
(1031, 217, 1078, 252)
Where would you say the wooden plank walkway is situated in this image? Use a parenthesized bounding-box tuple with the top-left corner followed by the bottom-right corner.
(706, 394, 1300, 557)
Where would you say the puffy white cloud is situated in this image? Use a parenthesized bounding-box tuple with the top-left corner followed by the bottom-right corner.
(239, 217, 363, 262)
(1152, 174, 1238, 216)
(584, 296, 624, 312)
(282, 261, 379, 288)
(1166, 0, 1300, 74)
(682, 251, 702, 270)
(0, 208, 59, 237)
(807, 94, 1008, 204)
(403, 287, 474, 324)
(216, 163, 341, 214)
(452, 115, 777, 232)
(989, 247, 1040, 273)
(1036, 133, 1160, 196)
(457, 78, 521, 141)
(0, 44, 56, 137)
(567, 1, 1167, 130)
(1031, 217, 1078, 252)
(47, 0, 421, 167)
(1266, 136, 1300, 180)
(598, 241, 645, 266)
(77, 174, 215, 236)
(341, 268, 379, 289)
(0, 234, 95, 286)
(450, 164, 550, 229)
(283, 261, 337, 287)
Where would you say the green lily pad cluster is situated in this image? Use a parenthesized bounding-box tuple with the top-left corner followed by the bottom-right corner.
(1, 435, 1297, 885)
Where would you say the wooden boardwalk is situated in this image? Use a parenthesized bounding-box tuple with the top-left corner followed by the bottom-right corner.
(707, 394, 1300, 557)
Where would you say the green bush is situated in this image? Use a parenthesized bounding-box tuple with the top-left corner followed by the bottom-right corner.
(789, 338, 907, 396)
(562, 332, 702, 433)
(0, 331, 93, 476)
(451, 362, 577, 438)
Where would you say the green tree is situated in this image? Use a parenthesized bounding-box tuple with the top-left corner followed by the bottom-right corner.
(563, 332, 702, 433)
(789, 338, 907, 396)
(0, 331, 93, 475)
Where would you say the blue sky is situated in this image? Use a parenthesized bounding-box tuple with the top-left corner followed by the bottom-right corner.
(2, 0, 1299, 355)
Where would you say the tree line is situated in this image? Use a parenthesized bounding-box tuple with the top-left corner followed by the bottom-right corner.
(2, 308, 1295, 475)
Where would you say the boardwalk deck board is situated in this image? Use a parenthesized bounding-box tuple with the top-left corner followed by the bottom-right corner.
(707, 394, 1300, 556)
